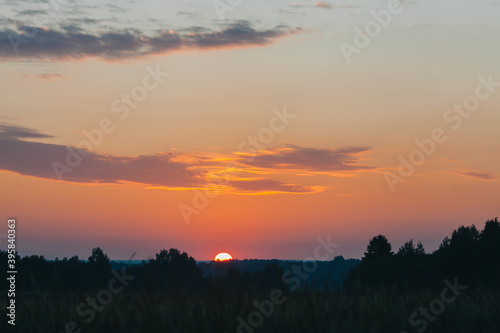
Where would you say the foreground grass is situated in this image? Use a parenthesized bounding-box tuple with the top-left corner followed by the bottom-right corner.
(2, 287, 499, 333)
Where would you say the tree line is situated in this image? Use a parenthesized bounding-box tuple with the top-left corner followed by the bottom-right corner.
(345, 217, 500, 292)
(0, 218, 498, 294)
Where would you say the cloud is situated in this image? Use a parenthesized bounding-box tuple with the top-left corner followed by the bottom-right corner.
(289, 2, 333, 9)
(456, 171, 495, 180)
(0, 139, 204, 187)
(0, 21, 302, 61)
(239, 145, 373, 173)
(178, 26, 210, 34)
(0, 123, 53, 140)
(229, 179, 320, 194)
(0, 123, 203, 187)
(313, 2, 332, 9)
(278, 8, 305, 15)
(0, 124, 327, 195)
(0, 139, 204, 188)
(69, 18, 104, 26)
(176, 10, 202, 19)
(34, 73, 65, 81)
(106, 3, 127, 13)
(15, 9, 49, 16)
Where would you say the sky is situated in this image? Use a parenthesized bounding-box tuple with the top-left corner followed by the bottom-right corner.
(0, 0, 499, 260)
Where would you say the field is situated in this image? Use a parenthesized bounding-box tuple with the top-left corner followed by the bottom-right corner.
(3, 286, 499, 333)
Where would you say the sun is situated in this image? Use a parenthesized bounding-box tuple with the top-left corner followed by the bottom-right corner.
(214, 252, 233, 261)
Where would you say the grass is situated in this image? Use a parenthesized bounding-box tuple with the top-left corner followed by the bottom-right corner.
(2, 287, 499, 333)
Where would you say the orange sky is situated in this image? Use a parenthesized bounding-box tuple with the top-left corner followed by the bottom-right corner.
(0, 0, 499, 260)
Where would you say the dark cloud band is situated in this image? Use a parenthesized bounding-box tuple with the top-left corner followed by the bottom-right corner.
(0, 124, 370, 194)
(0, 21, 301, 61)
(240, 145, 372, 172)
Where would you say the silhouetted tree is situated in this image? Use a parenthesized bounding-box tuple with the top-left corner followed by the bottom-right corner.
(437, 225, 481, 276)
(479, 218, 500, 280)
(397, 239, 425, 257)
(4, 217, 499, 298)
(481, 218, 500, 251)
(363, 235, 393, 260)
(88, 247, 111, 268)
(146, 248, 202, 292)
(87, 247, 112, 288)
(451, 225, 480, 245)
(438, 236, 451, 251)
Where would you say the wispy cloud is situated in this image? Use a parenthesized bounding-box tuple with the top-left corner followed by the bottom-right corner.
(229, 179, 322, 194)
(15, 9, 49, 17)
(290, 2, 333, 9)
(0, 139, 203, 188)
(0, 21, 302, 61)
(34, 73, 65, 81)
(0, 123, 204, 187)
(455, 171, 495, 180)
(0, 123, 54, 140)
(0, 124, 347, 195)
(239, 145, 373, 173)
(313, 2, 332, 9)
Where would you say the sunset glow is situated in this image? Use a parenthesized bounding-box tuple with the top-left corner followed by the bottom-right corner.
(214, 253, 233, 262)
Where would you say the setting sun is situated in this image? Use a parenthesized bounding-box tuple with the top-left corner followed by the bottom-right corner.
(214, 252, 233, 261)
